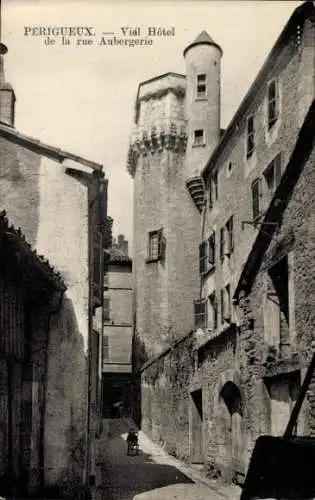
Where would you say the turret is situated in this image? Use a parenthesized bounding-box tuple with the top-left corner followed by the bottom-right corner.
(184, 31, 222, 178)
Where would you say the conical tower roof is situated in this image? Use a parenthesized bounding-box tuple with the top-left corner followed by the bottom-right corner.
(183, 30, 222, 57)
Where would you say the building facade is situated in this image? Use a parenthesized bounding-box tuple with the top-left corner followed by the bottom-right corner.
(132, 0, 315, 485)
(0, 35, 109, 497)
(102, 238, 133, 419)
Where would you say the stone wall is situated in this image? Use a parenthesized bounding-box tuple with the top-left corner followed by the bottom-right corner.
(201, 12, 315, 307)
(141, 333, 195, 459)
(132, 86, 200, 359)
(0, 137, 91, 495)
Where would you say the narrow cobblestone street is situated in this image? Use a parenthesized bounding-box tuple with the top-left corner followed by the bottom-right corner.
(95, 419, 240, 500)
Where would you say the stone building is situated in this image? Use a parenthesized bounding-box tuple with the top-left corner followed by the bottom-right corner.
(102, 237, 133, 418)
(129, 0, 315, 485)
(0, 210, 66, 497)
(0, 33, 109, 497)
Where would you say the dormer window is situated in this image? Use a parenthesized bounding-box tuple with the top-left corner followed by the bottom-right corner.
(196, 74, 207, 98)
(194, 129, 205, 146)
(267, 78, 279, 130)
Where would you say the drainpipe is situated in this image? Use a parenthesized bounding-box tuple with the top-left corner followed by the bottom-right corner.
(85, 180, 94, 500)
(39, 289, 65, 494)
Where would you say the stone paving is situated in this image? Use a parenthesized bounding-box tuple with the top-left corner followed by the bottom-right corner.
(94, 419, 242, 500)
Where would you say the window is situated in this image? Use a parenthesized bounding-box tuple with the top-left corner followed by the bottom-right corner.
(208, 232, 215, 266)
(194, 299, 207, 329)
(246, 115, 255, 158)
(265, 256, 290, 352)
(104, 272, 109, 290)
(209, 171, 218, 209)
(103, 335, 109, 361)
(194, 129, 204, 146)
(251, 177, 262, 221)
(148, 231, 159, 260)
(225, 216, 234, 256)
(208, 293, 218, 330)
(104, 297, 110, 322)
(264, 153, 282, 202)
(219, 217, 234, 261)
(221, 285, 231, 324)
(92, 231, 103, 306)
(220, 227, 225, 261)
(148, 229, 166, 262)
(267, 79, 279, 130)
(199, 241, 207, 275)
(196, 74, 207, 98)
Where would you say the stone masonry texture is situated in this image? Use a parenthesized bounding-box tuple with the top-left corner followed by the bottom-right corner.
(138, 6, 315, 486)
(0, 136, 91, 496)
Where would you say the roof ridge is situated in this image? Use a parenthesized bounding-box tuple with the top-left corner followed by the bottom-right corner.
(0, 121, 103, 171)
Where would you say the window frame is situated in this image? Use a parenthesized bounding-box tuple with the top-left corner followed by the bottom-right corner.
(194, 298, 207, 329)
(103, 296, 110, 322)
(225, 216, 234, 257)
(199, 240, 207, 275)
(194, 129, 205, 146)
(208, 292, 218, 330)
(92, 231, 103, 306)
(148, 230, 159, 261)
(221, 284, 231, 324)
(147, 228, 166, 263)
(209, 170, 218, 210)
(263, 153, 282, 203)
(246, 115, 255, 159)
(103, 335, 109, 362)
(208, 232, 216, 267)
(267, 78, 279, 130)
(251, 177, 262, 221)
(196, 73, 207, 98)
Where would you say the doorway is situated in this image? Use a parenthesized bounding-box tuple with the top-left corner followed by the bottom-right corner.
(190, 389, 203, 463)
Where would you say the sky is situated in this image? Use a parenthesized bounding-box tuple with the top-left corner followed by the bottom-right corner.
(2, 0, 303, 246)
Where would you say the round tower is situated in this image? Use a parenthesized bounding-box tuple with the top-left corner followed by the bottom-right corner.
(127, 73, 200, 360)
(184, 31, 222, 178)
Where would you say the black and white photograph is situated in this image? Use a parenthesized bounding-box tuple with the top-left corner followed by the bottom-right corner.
(0, 0, 314, 498)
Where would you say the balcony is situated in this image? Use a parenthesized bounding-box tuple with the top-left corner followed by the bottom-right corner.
(186, 175, 205, 212)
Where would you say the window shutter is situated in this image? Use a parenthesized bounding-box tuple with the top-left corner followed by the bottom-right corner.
(158, 229, 166, 260)
(251, 178, 261, 220)
(194, 299, 206, 329)
(213, 296, 218, 329)
(224, 285, 231, 322)
(246, 116, 255, 158)
(275, 153, 282, 189)
(268, 79, 279, 129)
(92, 231, 103, 306)
(220, 227, 225, 260)
(103, 335, 109, 361)
(199, 241, 207, 274)
(103, 297, 110, 322)
(209, 180, 213, 210)
(208, 233, 215, 265)
(220, 289, 224, 323)
(209, 293, 218, 330)
(213, 172, 218, 201)
(228, 216, 234, 254)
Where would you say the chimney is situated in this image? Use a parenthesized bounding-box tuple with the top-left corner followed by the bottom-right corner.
(115, 234, 129, 256)
(117, 234, 124, 247)
(0, 1, 16, 126)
